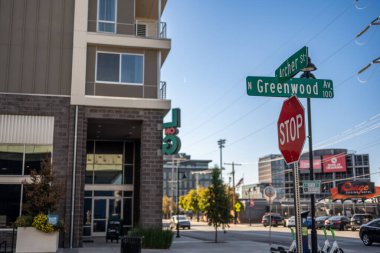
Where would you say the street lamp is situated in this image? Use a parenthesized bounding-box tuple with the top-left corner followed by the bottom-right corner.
(300, 57, 318, 253)
(176, 168, 186, 238)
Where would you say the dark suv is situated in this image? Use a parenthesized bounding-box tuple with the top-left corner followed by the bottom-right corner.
(325, 216, 351, 230)
(351, 214, 373, 231)
(262, 214, 284, 227)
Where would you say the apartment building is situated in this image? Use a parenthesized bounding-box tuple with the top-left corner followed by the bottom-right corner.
(0, 0, 170, 247)
(258, 154, 286, 199)
(163, 153, 212, 200)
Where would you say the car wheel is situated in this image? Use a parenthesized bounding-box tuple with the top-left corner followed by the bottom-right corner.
(351, 227, 356, 231)
(362, 233, 373, 246)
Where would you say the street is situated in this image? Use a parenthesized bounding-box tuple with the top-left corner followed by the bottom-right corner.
(171, 221, 380, 253)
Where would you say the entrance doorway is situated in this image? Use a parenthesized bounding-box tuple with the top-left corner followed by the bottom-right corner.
(92, 198, 121, 236)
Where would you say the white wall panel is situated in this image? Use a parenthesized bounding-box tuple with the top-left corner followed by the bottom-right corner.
(0, 115, 54, 144)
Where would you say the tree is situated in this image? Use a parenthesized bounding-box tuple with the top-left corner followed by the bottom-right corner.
(203, 168, 231, 243)
(22, 159, 62, 217)
(162, 195, 174, 219)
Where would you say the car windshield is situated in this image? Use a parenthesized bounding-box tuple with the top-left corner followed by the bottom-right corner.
(316, 216, 329, 221)
(176, 215, 187, 221)
(329, 216, 342, 220)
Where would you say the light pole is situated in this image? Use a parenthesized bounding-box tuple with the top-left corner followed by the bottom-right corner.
(300, 57, 318, 253)
(176, 167, 186, 238)
(217, 139, 226, 178)
(225, 162, 242, 224)
(248, 187, 252, 226)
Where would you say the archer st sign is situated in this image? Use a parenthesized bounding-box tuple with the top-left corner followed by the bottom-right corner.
(246, 76, 334, 99)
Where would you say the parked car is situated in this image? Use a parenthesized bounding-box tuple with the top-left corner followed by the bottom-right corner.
(315, 216, 330, 229)
(324, 216, 351, 231)
(286, 216, 313, 229)
(359, 218, 380, 246)
(169, 215, 191, 230)
(350, 214, 373, 231)
(262, 214, 285, 227)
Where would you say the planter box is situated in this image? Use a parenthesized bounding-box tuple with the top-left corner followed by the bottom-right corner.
(16, 227, 59, 253)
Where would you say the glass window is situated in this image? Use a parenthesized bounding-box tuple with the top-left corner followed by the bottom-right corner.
(0, 184, 21, 227)
(98, 0, 116, 33)
(0, 151, 23, 175)
(96, 52, 144, 85)
(96, 53, 119, 82)
(24, 145, 52, 175)
(121, 54, 143, 84)
(123, 198, 132, 226)
(124, 165, 133, 184)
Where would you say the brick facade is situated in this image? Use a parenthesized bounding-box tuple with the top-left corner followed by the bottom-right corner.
(0, 95, 166, 247)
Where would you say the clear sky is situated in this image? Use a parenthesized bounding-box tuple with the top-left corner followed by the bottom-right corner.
(161, 0, 380, 187)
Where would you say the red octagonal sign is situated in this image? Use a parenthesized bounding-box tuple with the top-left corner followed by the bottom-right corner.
(277, 96, 306, 164)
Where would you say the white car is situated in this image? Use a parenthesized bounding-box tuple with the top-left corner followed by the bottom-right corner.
(169, 215, 191, 230)
(287, 216, 295, 227)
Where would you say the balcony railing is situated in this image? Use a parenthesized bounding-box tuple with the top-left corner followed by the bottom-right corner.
(160, 81, 167, 99)
(88, 20, 168, 39)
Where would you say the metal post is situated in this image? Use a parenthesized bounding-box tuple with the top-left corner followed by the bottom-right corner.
(307, 97, 318, 253)
(218, 139, 226, 179)
(176, 162, 180, 238)
(225, 162, 242, 224)
(293, 163, 303, 253)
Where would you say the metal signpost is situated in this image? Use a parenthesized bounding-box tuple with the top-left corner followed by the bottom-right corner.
(246, 76, 334, 98)
(275, 46, 308, 80)
(246, 46, 334, 253)
(264, 186, 276, 247)
(277, 96, 306, 253)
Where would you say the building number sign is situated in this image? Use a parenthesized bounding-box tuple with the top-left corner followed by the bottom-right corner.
(162, 108, 181, 155)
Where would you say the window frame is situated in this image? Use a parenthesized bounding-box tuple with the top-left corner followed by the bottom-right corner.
(95, 51, 145, 86)
(97, 0, 117, 33)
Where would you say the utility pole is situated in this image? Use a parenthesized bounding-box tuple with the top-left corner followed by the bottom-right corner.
(217, 139, 226, 179)
(224, 162, 242, 224)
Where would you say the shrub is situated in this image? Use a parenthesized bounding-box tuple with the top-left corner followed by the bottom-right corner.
(128, 227, 173, 249)
(15, 216, 33, 227)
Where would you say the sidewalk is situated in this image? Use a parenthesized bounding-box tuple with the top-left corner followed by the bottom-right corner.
(61, 229, 271, 253)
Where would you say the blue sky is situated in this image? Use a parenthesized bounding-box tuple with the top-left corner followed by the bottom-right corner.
(161, 0, 380, 186)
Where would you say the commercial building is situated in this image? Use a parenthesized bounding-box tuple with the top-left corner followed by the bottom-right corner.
(258, 149, 371, 200)
(163, 153, 212, 200)
(0, 0, 170, 247)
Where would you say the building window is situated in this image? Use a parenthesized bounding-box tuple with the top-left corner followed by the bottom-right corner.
(0, 184, 21, 228)
(97, 0, 116, 33)
(96, 52, 144, 85)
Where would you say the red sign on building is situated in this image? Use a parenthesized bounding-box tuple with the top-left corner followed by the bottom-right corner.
(323, 153, 347, 173)
(277, 96, 306, 164)
(299, 158, 322, 170)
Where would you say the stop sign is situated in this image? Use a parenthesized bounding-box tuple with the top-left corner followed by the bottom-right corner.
(277, 96, 306, 164)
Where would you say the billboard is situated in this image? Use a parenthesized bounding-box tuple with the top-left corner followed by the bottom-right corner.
(299, 158, 322, 169)
(337, 181, 375, 196)
(323, 153, 346, 173)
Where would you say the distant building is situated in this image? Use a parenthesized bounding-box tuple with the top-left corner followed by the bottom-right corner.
(163, 153, 212, 199)
(258, 149, 371, 200)
(241, 183, 267, 199)
(258, 154, 286, 199)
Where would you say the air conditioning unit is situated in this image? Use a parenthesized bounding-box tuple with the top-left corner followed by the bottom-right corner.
(136, 23, 147, 37)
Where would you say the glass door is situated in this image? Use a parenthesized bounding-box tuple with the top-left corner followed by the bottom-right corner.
(93, 199, 107, 236)
(92, 198, 122, 236)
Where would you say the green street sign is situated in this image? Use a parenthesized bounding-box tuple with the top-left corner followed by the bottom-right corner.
(303, 180, 321, 194)
(246, 76, 334, 98)
(275, 46, 308, 81)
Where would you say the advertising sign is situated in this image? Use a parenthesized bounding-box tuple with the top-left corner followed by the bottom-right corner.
(323, 153, 347, 173)
(299, 158, 322, 169)
(338, 181, 375, 195)
(163, 108, 181, 155)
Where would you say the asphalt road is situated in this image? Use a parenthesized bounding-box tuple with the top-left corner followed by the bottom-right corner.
(170, 221, 380, 253)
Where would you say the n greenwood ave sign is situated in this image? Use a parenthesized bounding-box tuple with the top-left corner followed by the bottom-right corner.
(275, 46, 308, 80)
(246, 76, 334, 98)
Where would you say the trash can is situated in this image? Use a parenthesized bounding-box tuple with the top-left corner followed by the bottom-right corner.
(121, 236, 143, 253)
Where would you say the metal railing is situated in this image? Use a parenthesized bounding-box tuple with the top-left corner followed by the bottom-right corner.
(160, 81, 167, 99)
(88, 20, 168, 40)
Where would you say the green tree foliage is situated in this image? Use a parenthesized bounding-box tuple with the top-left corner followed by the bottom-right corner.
(203, 168, 231, 243)
(162, 195, 175, 218)
(22, 160, 62, 217)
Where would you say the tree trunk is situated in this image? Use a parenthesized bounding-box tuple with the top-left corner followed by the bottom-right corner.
(197, 211, 200, 222)
(214, 225, 218, 243)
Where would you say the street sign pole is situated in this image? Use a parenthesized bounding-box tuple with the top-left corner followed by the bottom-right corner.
(293, 162, 303, 253)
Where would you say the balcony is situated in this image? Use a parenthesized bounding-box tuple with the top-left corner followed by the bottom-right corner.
(88, 20, 167, 39)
